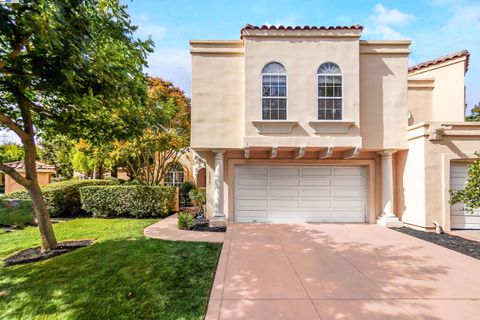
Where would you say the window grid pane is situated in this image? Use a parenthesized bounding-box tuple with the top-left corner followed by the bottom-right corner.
(262, 73, 287, 120)
(318, 74, 342, 120)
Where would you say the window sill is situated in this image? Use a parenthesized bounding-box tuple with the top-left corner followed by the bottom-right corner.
(308, 120, 355, 134)
(252, 120, 299, 134)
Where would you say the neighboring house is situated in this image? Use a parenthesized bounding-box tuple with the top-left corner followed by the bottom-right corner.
(1, 161, 56, 194)
(190, 24, 480, 230)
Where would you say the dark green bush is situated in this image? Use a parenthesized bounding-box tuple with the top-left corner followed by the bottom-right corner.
(177, 211, 195, 230)
(0, 198, 34, 228)
(7, 179, 119, 217)
(179, 181, 195, 207)
(80, 185, 176, 218)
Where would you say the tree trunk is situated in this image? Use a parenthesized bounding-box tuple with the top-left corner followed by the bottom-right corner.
(111, 165, 118, 178)
(27, 182, 58, 252)
(23, 141, 58, 252)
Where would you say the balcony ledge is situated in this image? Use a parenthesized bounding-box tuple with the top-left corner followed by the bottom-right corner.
(252, 120, 299, 134)
(308, 120, 355, 134)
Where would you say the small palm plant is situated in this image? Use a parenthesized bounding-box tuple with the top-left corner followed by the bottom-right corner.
(188, 188, 206, 215)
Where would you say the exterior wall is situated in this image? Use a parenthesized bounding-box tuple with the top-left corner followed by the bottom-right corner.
(407, 79, 434, 125)
(190, 41, 245, 149)
(5, 171, 53, 194)
(359, 41, 410, 150)
(243, 35, 361, 139)
(408, 58, 466, 122)
(402, 122, 480, 230)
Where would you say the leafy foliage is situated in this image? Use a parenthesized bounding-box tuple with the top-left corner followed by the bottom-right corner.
(179, 181, 195, 207)
(0, 198, 34, 228)
(38, 135, 75, 179)
(466, 102, 479, 121)
(177, 211, 195, 230)
(8, 179, 118, 217)
(80, 185, 176, 218)
(189, 188, 206, 213)
(450, 152, 480, 212)
(0, 0, 153, 250)
(0, 144, 23, 163)
(113, 78, 191, 185)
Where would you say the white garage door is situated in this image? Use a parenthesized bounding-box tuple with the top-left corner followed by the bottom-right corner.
(450, 163, 480, 229)
(234, 165, 366, 223)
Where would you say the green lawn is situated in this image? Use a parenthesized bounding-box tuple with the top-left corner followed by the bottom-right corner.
(0, 218, 222, 320)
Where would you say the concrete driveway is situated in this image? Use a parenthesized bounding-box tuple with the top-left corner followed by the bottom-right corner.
(207, 223, 480, 320)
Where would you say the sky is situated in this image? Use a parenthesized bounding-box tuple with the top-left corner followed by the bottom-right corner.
(2, 0, 479, 142)
(126, 0, 480, 109)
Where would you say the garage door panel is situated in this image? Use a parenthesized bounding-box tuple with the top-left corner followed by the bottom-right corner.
(269, 199, 299, 209)
(270, 188, 299, 197)
(234, 165, 366, 223)
(237, 199, 268, 210)
(334, 168, 363, 176)
(332, 188, 363, 197)
(270, 178, 300, 186)
(237, 177, 268, 186)
(301, 187, 331, 197)
(236, 188, 268, 198)
(301, 199, 331, 208)
(270, 167, 299, 176)
(301, 178, 331, 186)
(301, 168, 331, 176)
(236, 167, 268, 176)
(334, 177, 362, 187)
(332, 199, 364, 208)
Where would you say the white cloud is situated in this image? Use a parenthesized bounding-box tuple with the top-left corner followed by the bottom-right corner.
(373, 3, 414, 25)
(364, 3, 413, 40)
(145, 48, 191, 96)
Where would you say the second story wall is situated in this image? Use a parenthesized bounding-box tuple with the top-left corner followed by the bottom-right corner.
(408, 53, 468, 123)
(360, 41, 411, 150)
(190, 41, 245, 149)
(243, 28, 362, 139)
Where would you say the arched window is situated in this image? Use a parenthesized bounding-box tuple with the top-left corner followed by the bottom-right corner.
(164, 162, 184, 187)
(318, 62, 342, 120)
(262, 62, 287, 120)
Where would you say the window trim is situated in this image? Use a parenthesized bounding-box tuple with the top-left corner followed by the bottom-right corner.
(261, 62, 288, 121)
(164, 162, 185, 187)
(317, 62, 344, 121)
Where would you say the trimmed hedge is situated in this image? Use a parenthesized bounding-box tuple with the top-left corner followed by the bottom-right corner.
(80, 185, 176, 218)
(0, 198, 34, 228)
(7, 179, 119, 217)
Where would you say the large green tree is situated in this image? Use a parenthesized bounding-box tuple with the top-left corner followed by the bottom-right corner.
(114, 77, 190, 185)
(0, 0, 152, 251)
(0, 143, 23, 163)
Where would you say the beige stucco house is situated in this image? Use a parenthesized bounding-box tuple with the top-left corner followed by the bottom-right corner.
(190, 24, 480, 231)
(1, 161, 56, 194)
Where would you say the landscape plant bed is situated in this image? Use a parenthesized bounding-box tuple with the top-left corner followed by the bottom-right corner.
(4, 240, 92, 267)
(393, 227, 480, 260)
(193, 218, 226, 232)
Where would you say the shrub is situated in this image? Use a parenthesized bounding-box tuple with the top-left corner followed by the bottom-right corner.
(177, 211, 195, 230)
(189, 188, 206, 213)
(179, 181, 195, 207)
(80, 185, 176, 218)
(0, 198, 35, 228)
(7, 179, 118, 217)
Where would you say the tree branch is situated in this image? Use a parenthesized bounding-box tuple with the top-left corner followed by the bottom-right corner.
(0, 111, 31, 142)
(0, 35, 30, 71)
(0, 162, 33, 187)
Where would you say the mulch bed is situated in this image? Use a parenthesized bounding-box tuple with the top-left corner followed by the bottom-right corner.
(192, 218, 226, 233)
(4, 240, 93, 267)
(393, 227, 480, 260)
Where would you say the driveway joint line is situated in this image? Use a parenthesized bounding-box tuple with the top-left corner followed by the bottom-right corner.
(275, 225, 324, 320)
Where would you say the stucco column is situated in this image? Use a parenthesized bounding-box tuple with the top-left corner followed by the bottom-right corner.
(211, 149, 226, 227)
(377, 150, 403, 227)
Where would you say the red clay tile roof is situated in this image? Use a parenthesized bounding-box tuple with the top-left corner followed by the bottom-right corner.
(4, 160, 56, 171)
(408, 50, 470, 73)
(240, 24, 363, 38)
